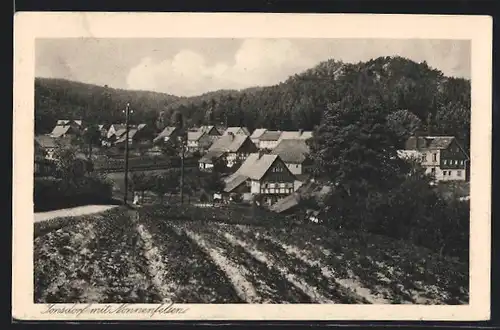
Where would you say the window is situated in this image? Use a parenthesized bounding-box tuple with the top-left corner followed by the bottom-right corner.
(443, 160, 447, 165)
(269, 183, 276, 188)
(457, 170, 462, 177)
(279, 183, 285, 188)
(461, 160, 464, 165)
(432, 153, 437, 162)
(431, 167, 436, 174)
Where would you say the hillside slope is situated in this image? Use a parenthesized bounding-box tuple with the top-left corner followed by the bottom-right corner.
(35, 78, 180, 133)
(35, 56, 470, 150)
(158, 56, 471, 150)
(34, 206, 468, 304)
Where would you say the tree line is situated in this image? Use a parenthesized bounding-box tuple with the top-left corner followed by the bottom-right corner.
(35, 56, 470, 152)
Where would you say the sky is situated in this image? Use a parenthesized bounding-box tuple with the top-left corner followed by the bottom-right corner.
(36, 38, 471, 97)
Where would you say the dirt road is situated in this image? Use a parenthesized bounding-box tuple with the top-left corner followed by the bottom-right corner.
(34, 205, 120, 222)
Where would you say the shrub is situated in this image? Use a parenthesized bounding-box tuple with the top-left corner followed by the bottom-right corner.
(321, 174, 469, 260)
(34, 175, 114, 212)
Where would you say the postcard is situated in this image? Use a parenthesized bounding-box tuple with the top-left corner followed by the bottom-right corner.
(13, 12, 492, 321)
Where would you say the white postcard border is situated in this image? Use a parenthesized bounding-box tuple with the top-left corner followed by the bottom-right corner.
(13, 12, 492, 321)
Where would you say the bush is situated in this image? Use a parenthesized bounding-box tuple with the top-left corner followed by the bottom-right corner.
(321, 175, 469, 260)
(138, 204, 294, 227)
(34, 175, 114, 212)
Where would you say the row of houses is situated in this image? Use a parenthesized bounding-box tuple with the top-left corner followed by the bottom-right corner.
(38, 119, 469, 210)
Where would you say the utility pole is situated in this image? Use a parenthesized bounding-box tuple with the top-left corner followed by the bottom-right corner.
(173, 111, 185, 205)
(180, 136, 185, 205)
(123, 103, 131, 205)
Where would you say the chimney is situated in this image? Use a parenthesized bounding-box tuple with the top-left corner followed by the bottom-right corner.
(228, 132, 234, 140)
(299, 129, 303, 136)
(258, 149, 264, 159)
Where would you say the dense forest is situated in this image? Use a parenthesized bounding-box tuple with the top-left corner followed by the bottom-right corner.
(34, 78, 181, 134)
(35, 56, 470, 150)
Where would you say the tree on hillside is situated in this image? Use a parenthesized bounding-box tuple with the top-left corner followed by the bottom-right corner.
(201, 170, 225, 205)
(81, 123, 102, 159)
(309, 95, 409, 227)
(163, 168, 182, 203)
(130, 172, 154, 202)
(310, 97, 407, 194)
(151, 173, 170, 204)
(386, 109, 422, 147)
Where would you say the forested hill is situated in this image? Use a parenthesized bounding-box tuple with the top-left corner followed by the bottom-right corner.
(35, 56, 470, 150)
(34, 78, 180, 133)
(158, 56, 470, 150)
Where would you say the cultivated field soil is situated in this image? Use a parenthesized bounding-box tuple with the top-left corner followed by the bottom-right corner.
(34, 206, 468, 304)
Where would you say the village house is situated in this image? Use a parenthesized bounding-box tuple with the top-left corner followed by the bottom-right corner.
(258, 130, 282, 150)
(35, 135, 72, 160)
(97, 124, 111, 138)
(270, 138, 314, 190)
(106, 124, 127, 140)
(34, 137, 54, 176)
(56, 119, 83, 128)
(223, 126, 251, 136)
(153, 126, 181, 144)
(114, 124, 154, 147)
(50, 119, 83, 139)
(198, 150, 226, 171)
(199, 125, 222, 143)
(398, 135, 470, 181)
(250, 128, 267, 148)
(270, 139, 313, 175)
(202, 132, 258, 168)
(223, 152, 297, 206)
(200, 125, 222, 136)
(187, 131, 214, 152)
(269, 181, 329, 223)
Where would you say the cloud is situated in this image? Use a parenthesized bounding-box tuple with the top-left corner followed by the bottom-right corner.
(126, 39, 317, 96)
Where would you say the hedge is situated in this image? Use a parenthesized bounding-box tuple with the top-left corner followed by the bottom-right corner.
(34, 176, 115, 212)
(139, 203, 296, 227)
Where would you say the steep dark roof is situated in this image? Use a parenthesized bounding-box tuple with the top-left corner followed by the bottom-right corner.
(271, 139, 310, 164)
(154, 126, 178, 142)
(224, 126, 250, 136)
(404, 136, 459, 151)
(250, 128, 267, 139)
(35, 135, 57, 149)
(115, 128, 139, 143)
(223, 175, 248, 193)
(269, 193, 301, 213)
(36, 135, 72, 149)
(226, 153, 280, 180)
(209, 134, 253, 153)
(50, 125, 72, 138)
(199, 150, 225, 164)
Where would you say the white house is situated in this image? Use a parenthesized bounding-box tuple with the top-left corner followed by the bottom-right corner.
(398, 135, 470, 182)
